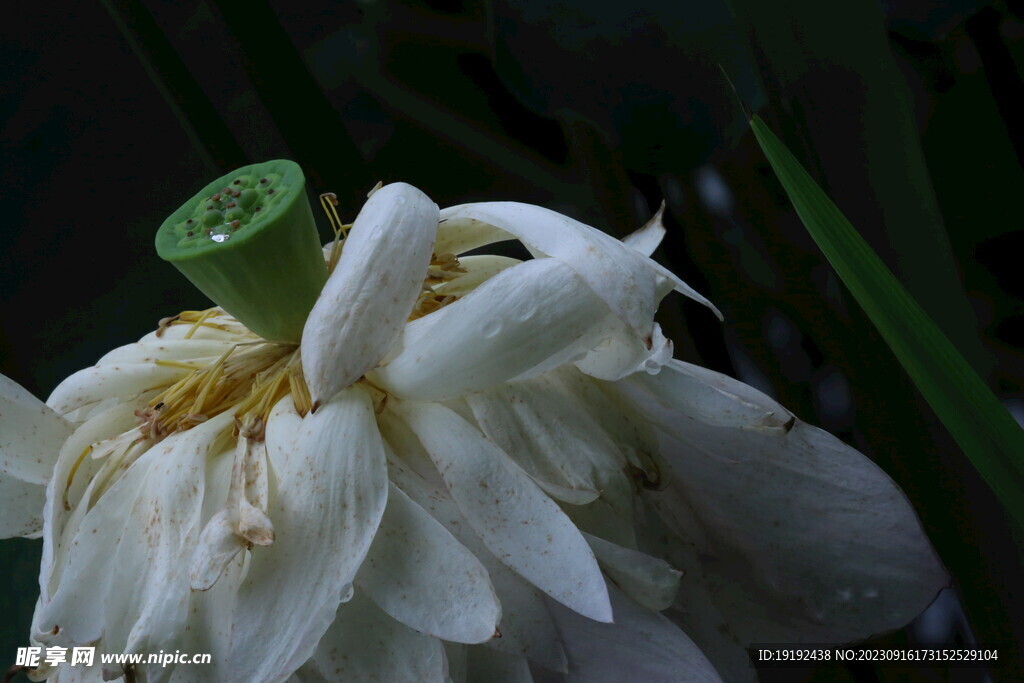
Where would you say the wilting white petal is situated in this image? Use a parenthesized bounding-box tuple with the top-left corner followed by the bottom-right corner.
(304, 590, 447, 683)
(35, 412, 231, 656)
(229, 388, 388, 682)
(466, 374, 623, 505)
(465, 647, 533, 683)
(626, 359, 793, 433)
(434, 216, 514, 256)
(38, 401, 142, 601)
(1, 374, 72, 486)
(302, 183, 438, 406)
(0, 476, 45, 538)
(622, 202, 667, 257)
(96, 339, 238, 365)
(481, 557, 568, 673)
(584, 533, 681, 611)
(391, 400, 612, 623)
(46, 363, 190, 416)
(374, 258, 610, 401)
(549, 585, 721, 682)
(574, 319, 674, 381)
(356, 482, 501, 643)
(382, 442, 568, 672)
(431, 255, 521, 297)
(440, 201, 721, 336)
(173, 549, 244, 682)
(189, 509, 248, 591)
(641, 397, 947, 651)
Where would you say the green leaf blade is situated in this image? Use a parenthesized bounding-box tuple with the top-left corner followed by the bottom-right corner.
(751, 116, 1024, 527)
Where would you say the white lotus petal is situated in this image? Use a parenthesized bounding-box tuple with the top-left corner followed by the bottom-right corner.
(172, 549, 244, 682)
(574, 319, 674, 381)
(171, 444, 241, 682)
(434, 216, 514, 256)
(306, 589, 446, 683)
(35, 412, 231, 656)
(229, 388, 388, 682)
(225, 435, 274, 546)
(640, 397, 948, 647)
(46, 363, 190, 416)
(357, 482, 500, 643)
(392, 400, 611, 623)
(38, 401, 142, 600)
(584, 533, 681, 611)
(97, 339, 237, 366)
(622, 201, 667, 257)
(466, 648, 533, 683)
(481, 557, 568, 673)
(0, 475, 45, 538)
(466, 374, 623, 505)
(302, 183, 438, 406)
(381, 441, 568, 673)
(373, 258, 610, 401)
(549, 585, 721, 682)
(440, 201, 721, 336)
(632, 494, 758, 683)
(1, 374, 72, 485)
(189, 509, 248, 591)
(626, 359, 793, 433)
(431, 255, 521, 297)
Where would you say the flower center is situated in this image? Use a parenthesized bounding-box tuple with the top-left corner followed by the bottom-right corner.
(139, 315, 309, 441)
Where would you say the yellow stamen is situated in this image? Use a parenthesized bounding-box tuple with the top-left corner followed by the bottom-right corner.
(319, 192, 350, 275)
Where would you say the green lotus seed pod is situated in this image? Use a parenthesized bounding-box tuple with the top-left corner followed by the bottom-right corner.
(155, 159, 327, 343)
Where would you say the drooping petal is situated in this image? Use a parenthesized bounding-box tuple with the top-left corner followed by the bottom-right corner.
(96, 339, 238, 366)
(390, 400, 612, 623)
(574, 319, 674, 381)
(373, 258, 611, 401)
(302, 183, 438, 406)
(173, 548, 245, 682)
(189, 509, 248, 592)
(303, 590, 447, 683)
(381, 441, 568, 672)
(1, 374, 73, 485)
(0, 475, 45, 538)
(46, 363, 191, 416)
(549, 585, 722, 682)
(35, 412, 231, 659)
(466, 374, 624, 505)
(439, 202, 721, 336)
(622, 201, 667, 257)
(433, 216, 514, 256)
(625, 359, 793, 433)
(38, 401, 142, 600)
(584, 533, 681, 611)
(356, 482, 501, 644)
(431, 255, 521, 297)
(633, 378, 948, 652)
(228, 388, 388, 682)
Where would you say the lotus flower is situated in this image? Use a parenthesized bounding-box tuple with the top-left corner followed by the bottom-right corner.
(0, 169, 946, 682)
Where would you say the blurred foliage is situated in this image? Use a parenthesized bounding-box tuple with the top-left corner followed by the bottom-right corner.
(1, 0, 1021, 680)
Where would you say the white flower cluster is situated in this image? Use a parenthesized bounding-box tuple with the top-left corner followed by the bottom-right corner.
(0, 184, 946, 682)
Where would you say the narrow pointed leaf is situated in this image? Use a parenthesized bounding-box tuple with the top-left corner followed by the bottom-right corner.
(752, 116, 1024, 529)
